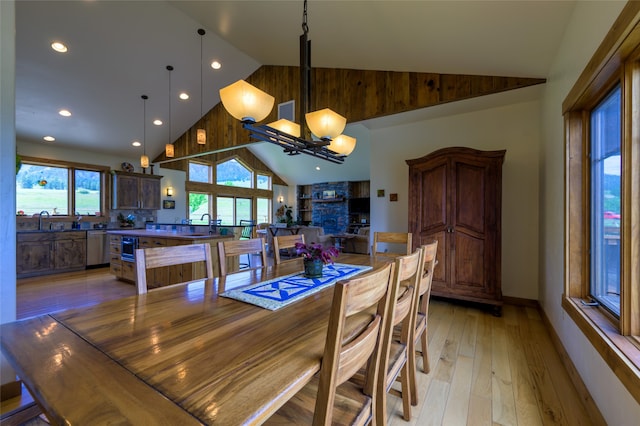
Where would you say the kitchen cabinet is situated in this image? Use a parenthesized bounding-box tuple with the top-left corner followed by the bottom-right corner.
(112, 171, 162, 210)
(109, 234, 124, 279)
(54, 233, 86, 270)
(17, 231, 87, 278)
(407, 147, 505, 315)
(107, 231, 232, 287)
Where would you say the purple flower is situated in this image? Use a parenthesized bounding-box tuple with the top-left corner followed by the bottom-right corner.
(294, 242, 339, 264)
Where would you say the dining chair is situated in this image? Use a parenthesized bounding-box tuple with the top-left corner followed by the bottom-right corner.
(134, 243, 214, 295)
(273, 234, 305, 265)
(239, 219, 257, 267)
(372, 232, 412, 257)
(265, 261, 397, 426)
(406, 240, 438, 406)
(376, 247, 424, 424)
(217, 237, 268, 276)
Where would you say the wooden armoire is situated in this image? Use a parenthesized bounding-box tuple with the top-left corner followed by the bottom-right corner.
(406, 147, 505, 315)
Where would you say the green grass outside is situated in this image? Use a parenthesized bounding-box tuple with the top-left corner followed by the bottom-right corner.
(17, 188, 100, 216)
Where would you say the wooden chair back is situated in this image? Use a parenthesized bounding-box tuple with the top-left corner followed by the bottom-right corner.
(313, 261, 397, 425)
(412, 240, 438, 376)
(273, 234, 305, 265)
(373, 231, 412, 257)
(376, 247, 424, 424)
(217, 238, 267, 276)
(135, 243, 213, 295)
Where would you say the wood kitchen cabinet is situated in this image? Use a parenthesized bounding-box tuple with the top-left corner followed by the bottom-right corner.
(17, 231, 87, 278)
(407, 147, 505, 315)
(108, 232, 230, 287)
(112, 171, 162, 210)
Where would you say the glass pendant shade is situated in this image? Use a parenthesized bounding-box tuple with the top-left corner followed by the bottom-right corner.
(220, 80, 275, 123)
(268, 119, 301, 137)
(328, 134, 357, 156)
(197, 128, 206, 145)
(140, 154, 149, 169)
(305, 108, 346, 140)
(165, 143, 174, 158)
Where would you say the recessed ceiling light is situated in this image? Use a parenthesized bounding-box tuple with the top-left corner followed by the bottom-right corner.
(43, 136, 55, 142)
(179, 92, 189, 100)
(315, 166, 320, 171)
(51, 42, 67, 53)
(153, 119, 163, 126)
(58, 109, 71, 117)
(132, 141, 141, 147)
(211, 61, 221, 70)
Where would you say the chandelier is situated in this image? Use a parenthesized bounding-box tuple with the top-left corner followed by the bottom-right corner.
(219, 0, 356, 164)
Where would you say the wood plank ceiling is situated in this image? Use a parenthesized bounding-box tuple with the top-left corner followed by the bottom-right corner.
(154, 65, 545, 174)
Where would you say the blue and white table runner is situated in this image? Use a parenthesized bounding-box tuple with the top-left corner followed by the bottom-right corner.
(220, 263, 372, 310)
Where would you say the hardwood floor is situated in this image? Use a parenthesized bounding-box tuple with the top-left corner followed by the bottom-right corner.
(13, 268, 603, 425)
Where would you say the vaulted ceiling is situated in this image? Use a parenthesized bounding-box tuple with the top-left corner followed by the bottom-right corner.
(15, 1, 577, 183)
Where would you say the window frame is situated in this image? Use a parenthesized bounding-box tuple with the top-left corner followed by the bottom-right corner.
(185, 156, 275, 224)
(16, 156, 109, 217)
(563, 3, 640, 404)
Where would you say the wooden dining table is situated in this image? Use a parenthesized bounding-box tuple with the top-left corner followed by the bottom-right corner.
(1, 253, 389, 425)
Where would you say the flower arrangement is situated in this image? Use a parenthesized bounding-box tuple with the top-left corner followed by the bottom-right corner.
(276, 204, 293, 226)
(295, 242, 339, 265)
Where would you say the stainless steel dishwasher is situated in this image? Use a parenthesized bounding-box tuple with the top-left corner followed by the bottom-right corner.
(86, 230, 109, 266)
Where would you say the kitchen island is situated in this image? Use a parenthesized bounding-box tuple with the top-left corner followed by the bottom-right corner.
(107, 229, 235, 287)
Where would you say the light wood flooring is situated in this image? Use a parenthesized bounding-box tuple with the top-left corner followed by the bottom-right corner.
(11, 268, 602, 425)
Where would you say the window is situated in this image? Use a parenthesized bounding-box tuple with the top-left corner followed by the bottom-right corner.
(216, 158, 252, 188)
(185, 155, 275, 227)
(16, 160, 105, 216)
(216, 196, 252, 225)
(256, 197, 271, 224)
(564, 6, 640, 402)
(590, 86, 621, 316)
(189, 192, 211, 224)
(189, 161, 212, 183)
(257, 174, 271, 190)
(75, 170, 102, 215)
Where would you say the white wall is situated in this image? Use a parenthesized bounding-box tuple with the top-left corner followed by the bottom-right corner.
(539, 1, 640, 423)
(369, 94, 541, 300)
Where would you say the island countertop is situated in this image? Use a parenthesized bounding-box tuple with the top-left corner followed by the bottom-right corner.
(106, 229, 231, 240)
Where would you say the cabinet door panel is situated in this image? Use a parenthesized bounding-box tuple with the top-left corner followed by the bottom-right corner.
(453, 232, 485, 289)
(140, 177, 161, 210)
(17, 242, 52, 274)
(54, 239, 86, 269)
(454, 162, 486, 236)
(420, 163, 448, 233)
(114, 174, 139, 209)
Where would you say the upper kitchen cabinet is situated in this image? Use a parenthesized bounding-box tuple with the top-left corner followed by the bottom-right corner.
(112, 171, 162, 210)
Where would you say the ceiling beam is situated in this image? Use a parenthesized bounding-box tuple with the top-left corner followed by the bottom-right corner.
(154, 66, 545, 168)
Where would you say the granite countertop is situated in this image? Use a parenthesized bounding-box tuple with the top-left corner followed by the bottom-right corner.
(106, 229, 231, 240)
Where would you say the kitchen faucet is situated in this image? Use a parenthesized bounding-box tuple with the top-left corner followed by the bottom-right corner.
(200, 213, 213, 233)
(38, 210, 50, 230)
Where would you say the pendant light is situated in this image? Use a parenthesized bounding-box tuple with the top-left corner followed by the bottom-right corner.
(196, 28, 206, 145)
(219, 0, 355, 164)
(165, 65, 175, 158)
(140, 95, 149, 169)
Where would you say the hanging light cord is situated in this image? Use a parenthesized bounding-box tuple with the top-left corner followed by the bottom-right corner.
(198, 29, 205, 121)
(142, 94, 147, 156)
(167, 65, 173, 144)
